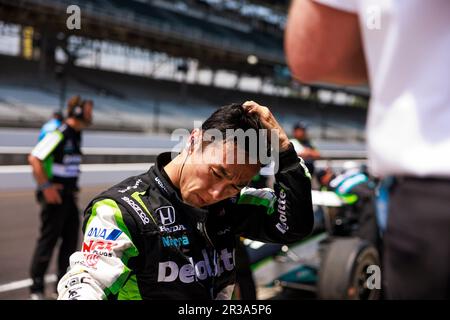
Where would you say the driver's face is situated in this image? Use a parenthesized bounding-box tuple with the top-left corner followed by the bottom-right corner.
(179, 141, 260, 208)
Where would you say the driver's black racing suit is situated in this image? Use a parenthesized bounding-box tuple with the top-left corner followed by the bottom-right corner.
(57, 144, 313, 300)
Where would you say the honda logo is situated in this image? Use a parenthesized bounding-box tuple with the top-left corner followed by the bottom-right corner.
(156, 206, 176, 225)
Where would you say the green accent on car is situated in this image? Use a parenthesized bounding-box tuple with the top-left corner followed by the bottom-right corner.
(278, 265, 317, 284)
(250, 232, 327, 272)
(339, 193, 359, 205)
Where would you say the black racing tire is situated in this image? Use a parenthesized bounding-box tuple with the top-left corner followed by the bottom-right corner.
(317, 237, 380, 300)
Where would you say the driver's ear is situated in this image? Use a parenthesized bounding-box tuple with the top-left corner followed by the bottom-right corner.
(189, 135, 195, 153)
(188, 129, 201, 154)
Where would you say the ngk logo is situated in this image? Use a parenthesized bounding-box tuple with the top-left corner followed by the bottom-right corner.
(82, 240, 115, 256)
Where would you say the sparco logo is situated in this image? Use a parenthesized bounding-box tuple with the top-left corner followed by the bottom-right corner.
(118, 179, 142, 193)
(121, 196, 150, 225)
(275, 189, 289, 234)
(157, 248, 235, 284)
(156, 206, 176, 225)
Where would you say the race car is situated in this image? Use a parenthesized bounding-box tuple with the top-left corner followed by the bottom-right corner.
(246, 189, 381, 300)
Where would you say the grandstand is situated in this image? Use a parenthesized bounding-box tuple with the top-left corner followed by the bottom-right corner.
(0, 0, 369, 141)
(0, 54, 366, 140)
(0, 2, 371, 300)
(0, 0, 286, 76)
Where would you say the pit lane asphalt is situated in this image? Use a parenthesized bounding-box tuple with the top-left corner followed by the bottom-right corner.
(0, 186, 107, 300)
(0, 185, 309, 300)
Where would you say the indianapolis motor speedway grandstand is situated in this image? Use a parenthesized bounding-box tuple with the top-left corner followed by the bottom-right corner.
(0, 0, 370, 300)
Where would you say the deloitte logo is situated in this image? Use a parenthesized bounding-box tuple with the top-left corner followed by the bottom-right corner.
(157, 248, 235, 284)
(275, 189, 289, 234)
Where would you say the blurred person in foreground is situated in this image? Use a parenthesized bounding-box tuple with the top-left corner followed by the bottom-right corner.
(290, 122, 320, 176)
(57, 101, 313, 300)
(28, 96, 93, 299)
(285, 0, 450, 299)
(38, 111, 64, 141)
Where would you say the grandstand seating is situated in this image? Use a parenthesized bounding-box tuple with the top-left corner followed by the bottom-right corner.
(64, 0, 284, 62)
(0, 55, 366, 140)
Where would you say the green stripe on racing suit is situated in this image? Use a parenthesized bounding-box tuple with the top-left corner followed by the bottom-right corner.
(57, 199, 139, 300)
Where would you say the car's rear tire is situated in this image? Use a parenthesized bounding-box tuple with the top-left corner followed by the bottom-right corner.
(317, 237, 380, 300)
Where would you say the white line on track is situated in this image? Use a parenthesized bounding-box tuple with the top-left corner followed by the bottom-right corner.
(0, 274, 57, 293)
(0, 163, 151, 174)
(0, 160, 366, 174)
(0, 146, 174, 155)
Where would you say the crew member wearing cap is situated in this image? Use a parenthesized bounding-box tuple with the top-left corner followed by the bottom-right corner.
(290, 122, 320, 176)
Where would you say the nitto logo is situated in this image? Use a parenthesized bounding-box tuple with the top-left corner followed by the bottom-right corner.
(87, 227, 122, 241)
(157, 248, 235, 284)
(275, 189, 289, 234)
(156, 206, 176, 225)
(121, 196, 150, 225)
(162, 235, 189, 248)
(118, 179, 143, 193)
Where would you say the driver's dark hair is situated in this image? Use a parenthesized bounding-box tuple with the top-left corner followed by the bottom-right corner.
(201, 103, 271, 161)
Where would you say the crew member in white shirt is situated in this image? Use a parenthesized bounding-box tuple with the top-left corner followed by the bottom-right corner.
(285, 0, 450, 299)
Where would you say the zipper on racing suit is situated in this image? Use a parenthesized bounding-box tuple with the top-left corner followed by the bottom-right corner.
(197, 218, 218, 299)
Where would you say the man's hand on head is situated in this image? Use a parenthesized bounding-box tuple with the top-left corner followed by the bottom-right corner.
(242, 101, 291, 152)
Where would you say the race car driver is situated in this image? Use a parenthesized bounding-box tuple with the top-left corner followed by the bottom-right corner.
(57, 101, 313, 300)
